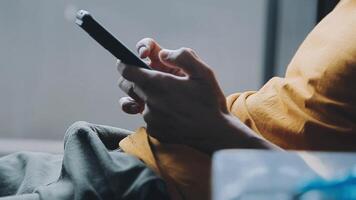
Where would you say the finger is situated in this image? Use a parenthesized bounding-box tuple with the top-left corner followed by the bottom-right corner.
(117, 76, 133, 94)
(159, 48, 209, 78)
(117, 59, 154, 86)
(136, 38, 162, 58)
(117, 59, 176, 98)
(136, 38, 185, 76)
(119, 97, 144, 114)
(117, 76, 143, 101)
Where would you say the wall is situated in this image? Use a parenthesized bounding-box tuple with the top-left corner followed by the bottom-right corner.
(273, 0, 318, 76)
(0, 0, 267, 140)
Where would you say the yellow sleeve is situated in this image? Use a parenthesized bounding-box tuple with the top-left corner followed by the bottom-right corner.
(227, 0, 356, 151)
(118, 2, 356, 199)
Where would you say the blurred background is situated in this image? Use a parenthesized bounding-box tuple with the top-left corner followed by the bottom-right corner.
(0, 0, 338, 153)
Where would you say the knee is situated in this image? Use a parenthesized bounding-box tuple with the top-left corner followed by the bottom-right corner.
(66, 121, 90, 133)
(64, 121, 92, 141)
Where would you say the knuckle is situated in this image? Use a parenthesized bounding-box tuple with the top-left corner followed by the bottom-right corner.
(178, 47, 193, 57)
(204, 65, 214, 76)
(120, 68, 129, 79)
(116, 60, 123, 72)
(121, 67, 133, 80)
(145, 37, 155, 43)
(185, 47, 195, 54)
(150, 73, 173, 91)
(137, 37, 155, 48)
(174, 47, 197, 64)
(117, 61, 134, 81)
(118, 80, 133, 94)
(117, 77, 125, 88)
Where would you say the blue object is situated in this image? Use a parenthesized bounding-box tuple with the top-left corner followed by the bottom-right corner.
(294, 166, 356, 200)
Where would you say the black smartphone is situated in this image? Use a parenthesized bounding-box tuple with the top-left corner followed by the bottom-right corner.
(75, 10, 150, 69)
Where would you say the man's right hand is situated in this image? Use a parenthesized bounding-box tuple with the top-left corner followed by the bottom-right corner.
(116, 38, 280, 153)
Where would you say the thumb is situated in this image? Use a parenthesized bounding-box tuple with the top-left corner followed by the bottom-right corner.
(159, 48, 206, 78)
(119, 97, 144, 114)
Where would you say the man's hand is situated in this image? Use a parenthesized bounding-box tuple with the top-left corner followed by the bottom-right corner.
(117, 38, 279, 153)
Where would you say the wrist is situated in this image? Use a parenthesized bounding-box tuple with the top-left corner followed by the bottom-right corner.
(194, 113, 280, 155)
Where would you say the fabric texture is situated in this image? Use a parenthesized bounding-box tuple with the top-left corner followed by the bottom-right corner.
(0, 122, 169, 200)
(119, 1, 356, 199)
(227, 0, 356, 151)
(119, 128, 211, 200)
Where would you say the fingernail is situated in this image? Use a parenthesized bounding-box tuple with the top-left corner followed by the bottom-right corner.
(130, 105, 140, 113)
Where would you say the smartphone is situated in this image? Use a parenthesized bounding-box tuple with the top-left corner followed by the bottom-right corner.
(75, 10, 151, 69)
